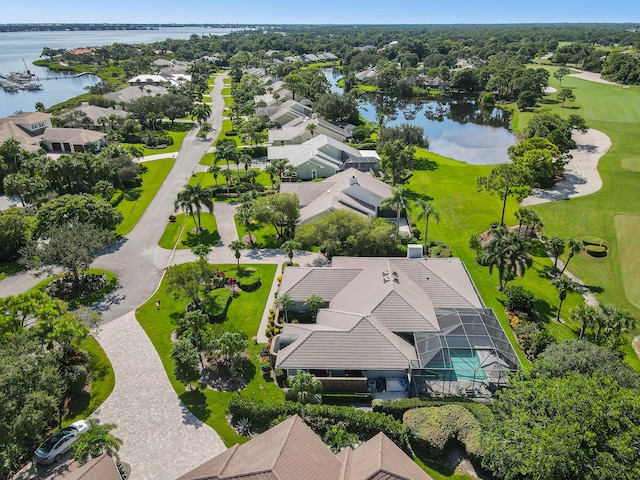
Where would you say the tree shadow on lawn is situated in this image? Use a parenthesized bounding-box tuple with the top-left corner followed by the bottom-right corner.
(124, 188, 142, 201)
(182, 228, 221, 248)
(180, 389, 212, 425)
(414, 156, 439, 171)
(584, 284, 605, 294)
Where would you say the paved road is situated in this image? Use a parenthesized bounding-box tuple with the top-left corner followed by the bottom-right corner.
(92, 72, 228, 323)
(3, 73, 231, 480)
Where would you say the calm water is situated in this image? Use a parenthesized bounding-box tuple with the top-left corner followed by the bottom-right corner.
(323, 68, 517, 164)
(0, 27, 235, 117)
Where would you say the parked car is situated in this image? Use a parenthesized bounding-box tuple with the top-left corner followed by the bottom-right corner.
(35, 420, 90, 465)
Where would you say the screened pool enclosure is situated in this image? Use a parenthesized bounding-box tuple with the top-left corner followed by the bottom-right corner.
(409, 308, 520, 397)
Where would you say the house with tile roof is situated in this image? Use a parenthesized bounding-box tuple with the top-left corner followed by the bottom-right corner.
(269, 115, 351, 146)
(272, 256, 520, 398)
(268, 135, 380, 180)
(280, 168, 393, 224)
(177, 415, 432, 480)
(32, 453, 122, 480)
(0, 112, 106, 153)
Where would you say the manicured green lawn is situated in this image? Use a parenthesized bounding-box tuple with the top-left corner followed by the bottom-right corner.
(511, 68, 640, 366)
(221, 87, 231, 96)
(406, 150, 583, 367)
(223, 77, 231, 85)
(235, 214, 280, 248)
(615, 215, 640, 310)
(158, 212, 220, 249)
(136, 263, 280, 446)
(224, 96, 233, 108)
(219, 119, 241, 145)
(123, 125, 191, 157)
(414, 455, 478, 480)
(0, 261, 24, 281)
(116, 158, 175, 236)
(63, 336, 115, 426)
(189, 169, 271, 189)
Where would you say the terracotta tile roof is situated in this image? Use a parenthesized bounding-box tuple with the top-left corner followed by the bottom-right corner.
(178, 417, 432, 480)
(177, 415, 343, 480)
(41, 453, 121, 480)
(341, 433, 432, 480)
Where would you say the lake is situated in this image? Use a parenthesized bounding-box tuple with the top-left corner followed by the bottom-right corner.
(0, 26, 235, 117)
(323, 68, 517, 165)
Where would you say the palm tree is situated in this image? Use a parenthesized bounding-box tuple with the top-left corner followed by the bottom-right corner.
(304, 294, 324, 319)
(96, 116, 108, 132)
(547, 236, 566, 273)
(283, 370, 323, 419)
(281, 240, 301, 266)
(229, 240, 246, 270)
(560, 238, 583, 274)
(481, 227, 531, 290)
(237, 201, 255, 245)
(222, 169, 234, 195)
(265, 164, 279, 188)
(381, 186, 408, 227)
(191, 244, 211, 264)
(192, 102, 211, 126)
(571, 303, 600, 340)
(246, 169, 259, 184)
(72, 420, 122, 463)
(551, 274, 579, 323)
(242, 154, 252, 178)
(276, 293, 295, 323)
(596, 304, 637, 344)
(216, 141, 238, 170)
(207, 164, 222, 186)
(174, 183, 214, 232)
(415, 198, 440, 254)
(306, 122, 318, 138)
(210, 331, 247, 375)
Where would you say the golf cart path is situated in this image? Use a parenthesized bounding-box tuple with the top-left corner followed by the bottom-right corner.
(92, 311, 225, 480)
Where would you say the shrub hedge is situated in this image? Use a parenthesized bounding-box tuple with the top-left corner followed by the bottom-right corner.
(109, 190, 124, 207)
(502, 285, 537, 315)
(585, 244, 608, 257)
(237, 273, 262, 292)
(228, 396, 407, 446)
(581, 236, 606, 247)
(201, 288, 232, 322)
(403, 405, 483, 460)
(373, 397, 493, 424)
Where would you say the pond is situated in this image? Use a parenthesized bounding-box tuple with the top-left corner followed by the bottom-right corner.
(323, 68, 517, 165)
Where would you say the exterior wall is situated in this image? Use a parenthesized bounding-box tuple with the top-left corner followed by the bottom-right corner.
(343, 184, 385, 211)
(295, 161, 337, 180)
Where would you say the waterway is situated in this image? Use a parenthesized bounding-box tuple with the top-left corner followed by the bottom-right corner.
(323, 68, 517, 164)
(0, 26, 235, 117)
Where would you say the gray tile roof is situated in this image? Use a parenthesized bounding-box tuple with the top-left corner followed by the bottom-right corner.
(279, 268, 363, 302)
(276, 311, 416, 370)
(276, 257, 487, 372)
(41, 128, 105, 144)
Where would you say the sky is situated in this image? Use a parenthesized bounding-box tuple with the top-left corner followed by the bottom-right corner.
(1, 0, 639, 25)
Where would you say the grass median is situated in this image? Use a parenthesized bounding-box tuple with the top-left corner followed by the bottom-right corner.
(136, 263, 280, 446)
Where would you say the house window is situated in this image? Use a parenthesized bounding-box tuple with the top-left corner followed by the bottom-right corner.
(311, 168, 317, 179)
